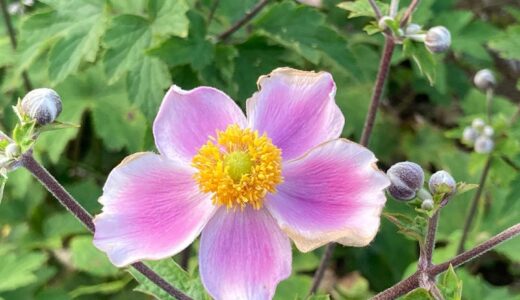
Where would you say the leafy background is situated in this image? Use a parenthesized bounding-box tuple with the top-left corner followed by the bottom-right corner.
(0, 0, 519, 299)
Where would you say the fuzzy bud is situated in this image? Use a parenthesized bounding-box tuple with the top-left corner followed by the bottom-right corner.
(473, 69, 496, 90)
(386, 161, 425, 201)
(471, 118, 485, 131)
(405, 23, 422, 35)
(462, 127, 478, 145)
(429, 170, 456, 195)
(421, 199, 434, 210)
(21, 88, 62, 125)
(378, 16, 394, 30)
(483, 125, 494, 137)
(425, 26, 451, 53)
(5, 143, 20, 159)
(474, 136, 494, 154)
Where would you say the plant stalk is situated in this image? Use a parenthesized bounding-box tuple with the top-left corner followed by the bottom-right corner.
(20, 153, 193, 300)
(217, 0, 270, 41)
(457, 156, 492, 254)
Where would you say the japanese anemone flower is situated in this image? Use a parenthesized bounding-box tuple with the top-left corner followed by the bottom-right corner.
(93, 68, 390, 300)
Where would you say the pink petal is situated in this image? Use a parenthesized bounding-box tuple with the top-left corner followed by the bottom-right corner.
(265, 139, 390, 252)
(153, 86, 247, 161)
(247, 68, 344, 160)
(199, 207, 291, 300)
(93, 153, 215, 267)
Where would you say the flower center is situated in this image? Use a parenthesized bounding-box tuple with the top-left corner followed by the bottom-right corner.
(192, 124, 283, 210)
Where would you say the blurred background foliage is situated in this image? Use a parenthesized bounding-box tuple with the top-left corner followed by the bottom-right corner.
(0, 0, 519, 299)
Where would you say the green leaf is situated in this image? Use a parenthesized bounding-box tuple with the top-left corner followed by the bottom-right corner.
(273, 275, 312, 300)
(254, 2, 360, 76)
(0, 252, 48, 292)
(337, 0, 389, 18)
(0, 169, 7, 204)
(455, 182, 478, 196)
(70, 236, 119, 277)
(402, 288, 434, 300)
(489, 25, 520, 60)
(148, 0, 189, 37)
(438, 264, 462, 300)
(69, 278, 131, 298)
(0, 38, 14, 68)
(129, 260, 211, 300)
(383, 212, 427, 243)
(403, 39, 437, 85)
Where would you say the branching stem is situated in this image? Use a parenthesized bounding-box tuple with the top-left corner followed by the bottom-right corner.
(217, 0, 269, 41)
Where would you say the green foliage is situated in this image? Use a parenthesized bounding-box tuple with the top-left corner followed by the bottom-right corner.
(0, 0, 519, 298)
(438, 265, 463, 300)
(402, 288, 434, 300)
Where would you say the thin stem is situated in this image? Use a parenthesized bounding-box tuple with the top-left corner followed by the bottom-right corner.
(368, 0, 383, 20)
(419, 211, 439, 271)
(389, 0, 400, 18)
(180, 244, 192, 270)
(486, 88, 494, 122)
(372, 223, 520, 299)
(359, 37, 395, 146)
(0, 0, 32, 91)
(20, 153, 193, 300)
(399, 0, 420, 27)
(457, 156, 492, 254)
(308, 243, 335, 295)
(207, 0, 220, 27)
(217, 0, 269, 41)
(309, 35, 396, 296)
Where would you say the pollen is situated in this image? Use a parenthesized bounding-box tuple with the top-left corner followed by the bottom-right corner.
(192, 124, 283, 210)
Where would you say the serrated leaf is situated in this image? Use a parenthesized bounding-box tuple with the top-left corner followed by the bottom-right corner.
(439, 264, 462, 300)
(129, 260, 211, 300)
(455, 182, 478, 195)
(403, 39, 437, 85)
(0, 252, 48, 292)
(383, 213, 427, 243)
(337, 0, 388, 18)
(148, 0, 189, 37)
(254, 2, 360, 76)
(489, 25, 520, 61)
(403, 288, 434, 300)
(70, 236, 119, 277)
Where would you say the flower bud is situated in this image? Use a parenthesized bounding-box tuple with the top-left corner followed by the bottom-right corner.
(473, 69, 496, 90)
(471, 118, 485, 131)
(386, 161, 424, 201)
(429, 170, 456, 195)
(21, 88, 62, 125)
(483, 125, 494, 137)
(5, 143, 20, 159)
(462, 127, 478, 145)
(421, 199, 434, 210)
(474, 136, 494, 154)
(425, 26, 451, 53)
(378, 16, 394, 30)
(405, 23, 422, 35)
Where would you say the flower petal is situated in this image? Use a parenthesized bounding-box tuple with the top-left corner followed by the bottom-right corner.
(93, 152, 215, 267)
(153, 86, 247, 161)
(265, 139, 390, 252)
(247, 68, 344, 160)
(199, 207, 291, 300)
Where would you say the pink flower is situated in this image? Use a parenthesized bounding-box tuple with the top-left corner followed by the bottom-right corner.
(93, 68, 390, 300)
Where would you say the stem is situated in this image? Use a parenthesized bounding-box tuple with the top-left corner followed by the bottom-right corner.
(419, 211, 439, 271)
(372, 223, 520, 299)
(180, 244, 192, 270)
(457, 156, 492, 254)
(20, 153, 193, 300)
(359, 37, 395, 146)
(368, 0, 383, 20)
(389, 0, 399, 18)
(0, 0, 32, 91)
(207, 0, 220, 27)
(217, 0, 269, 41)
(399, 0, 420, 27)
(309, 35, 396, 296)
(486, 88, 494, 122)
(308, 243, 335, 295)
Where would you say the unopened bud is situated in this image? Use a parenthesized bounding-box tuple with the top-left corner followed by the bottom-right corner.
(5, 143, 20, 159)
(483, 125, 494, 137)
(425, 26, 451, 53)
(378, 16, 394, 30)
(386, 161, 424, 201)
(473, 69, 496, 90)
(405, 23, 422, 35)
(474, 136, 494, 154)
(471, 118, 485, 131)
(21, 88, 62, 125)
(421, 199, 434, 210)
(429, 170, 456, 195)
(462, 127, 478, 145)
